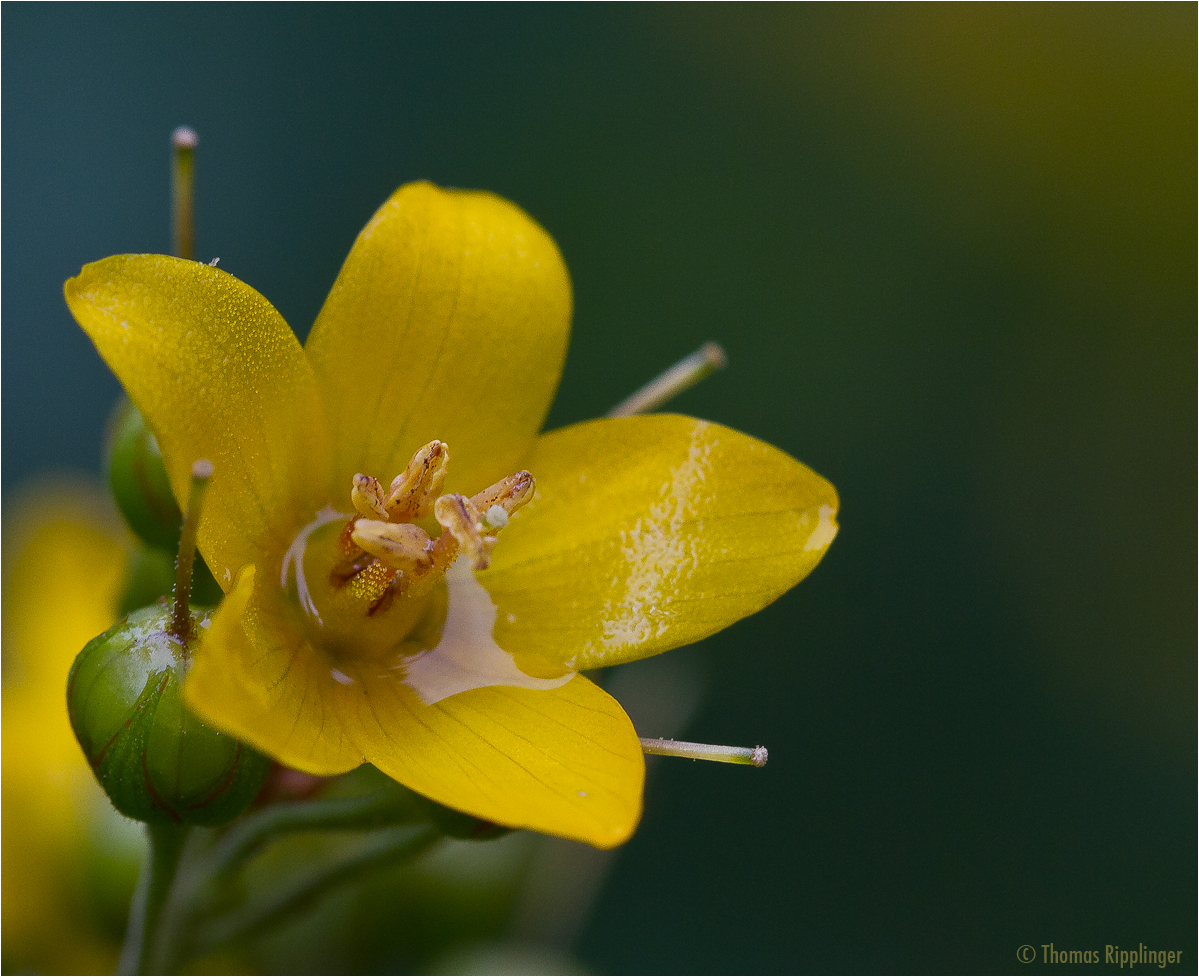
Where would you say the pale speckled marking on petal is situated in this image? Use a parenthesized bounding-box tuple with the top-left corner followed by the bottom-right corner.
(804, 504, 839, 551)
(601, 421, 714, 651)
(480, 413, 839, 671)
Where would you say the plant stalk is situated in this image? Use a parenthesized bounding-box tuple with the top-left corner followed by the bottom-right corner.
(118, 822, 190, 975)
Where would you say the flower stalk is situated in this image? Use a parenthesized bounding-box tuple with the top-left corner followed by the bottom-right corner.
(193, 825, 441, 953)
(118, 822, 189, 975)
(205, 789, 422, 882)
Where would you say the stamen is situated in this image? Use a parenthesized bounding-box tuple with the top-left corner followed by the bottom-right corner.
(170, 459, 213, 641)
(351, 473, 389, 520)
(332, 448, 534, 611)
(171, 126, 197, 262)
(351, 520, 434, 575)
(639, 737, 768, 768)
(403, 530, 460, 599)
(434, 494, 495, 571)
(469, 470, 534, 514)
(606, 341, 727, 418)
(385, 440, 449, 521)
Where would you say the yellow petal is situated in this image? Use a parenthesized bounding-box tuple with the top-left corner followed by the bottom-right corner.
(483, 414, 841, 669)
(352, 670, 643, 849)
(305, 182, 571, 495)
(183, 565, 365, 776)
(185, 564, 644, 847)
(64, 255, 331, 585)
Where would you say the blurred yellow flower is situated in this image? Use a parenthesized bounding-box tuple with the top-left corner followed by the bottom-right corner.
(65, 181, 838, 848)
(2, 486, 136, 973)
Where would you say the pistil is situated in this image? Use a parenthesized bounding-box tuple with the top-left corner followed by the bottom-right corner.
(607, 341, 727, 418)
(639, 737, 769, 768)
(169, 458, 213, 641)
(171, 126, 197, 262)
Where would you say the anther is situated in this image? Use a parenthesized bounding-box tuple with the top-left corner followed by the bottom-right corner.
(335, 447, 535, 610)
(434, 470, 535, 570)
(470, 470, 534, 515)
(351, 520, 435, 576)
(351, 474, 389, 520)
(434, 494, 496, 571)
(385, 440, 449, 521)
(639, 737, 768, 767)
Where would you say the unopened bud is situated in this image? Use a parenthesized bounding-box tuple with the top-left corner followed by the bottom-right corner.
(68, 603, 269, 826)
(107, 399, 182, 550)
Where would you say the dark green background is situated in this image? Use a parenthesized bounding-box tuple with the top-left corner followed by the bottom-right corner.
(4, 5, 1194, 973)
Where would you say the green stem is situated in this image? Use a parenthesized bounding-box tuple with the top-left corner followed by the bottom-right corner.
(118, 822, 189, 975)
(196, 825, 440, 952)
(206, 790, 420, 881)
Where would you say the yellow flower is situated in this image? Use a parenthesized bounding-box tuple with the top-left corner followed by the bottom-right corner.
(2, 485, 135, 972)
(65, 182, 838, 848)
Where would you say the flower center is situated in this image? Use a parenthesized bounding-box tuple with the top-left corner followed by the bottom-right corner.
(282, 440, 533, 660)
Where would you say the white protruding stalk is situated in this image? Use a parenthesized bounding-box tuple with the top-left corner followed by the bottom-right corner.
(639, 737, 768, 768)
(171, 126, 198, 261)
(607, 341, 728, 418)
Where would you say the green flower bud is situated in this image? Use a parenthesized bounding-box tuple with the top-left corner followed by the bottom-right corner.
(106, 399, 182, 551)
(108, 400, 225, 607)
(116, 547, 176, 617)
(115, 542, 224, 617)
(67, 602, 269, 826)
